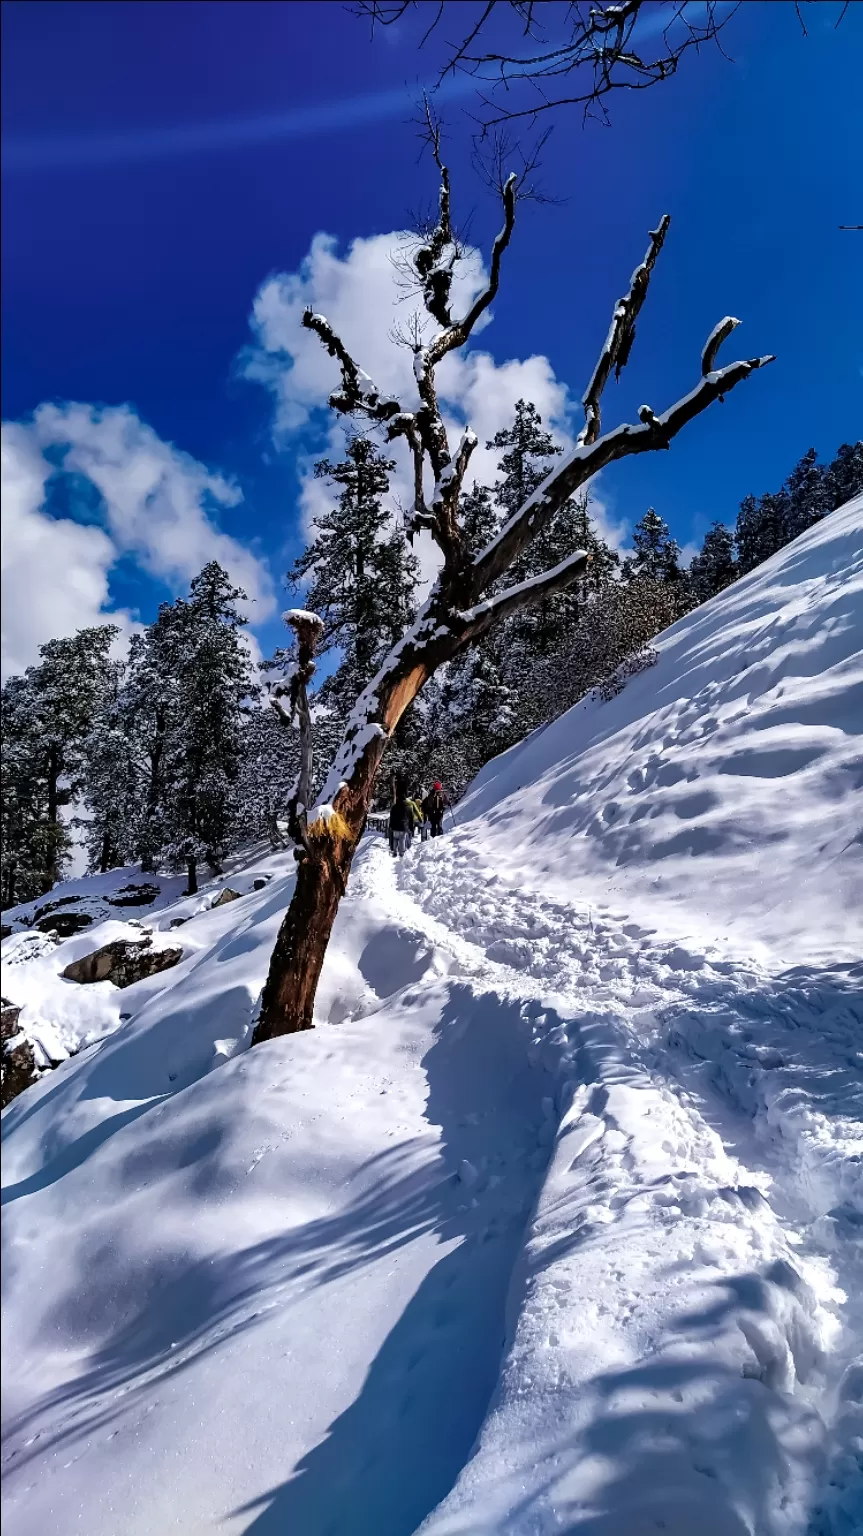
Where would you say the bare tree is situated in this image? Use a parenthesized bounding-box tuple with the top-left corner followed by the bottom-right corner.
(354, 1, 850, 130)
(354, 0, 740, 128)
(252, 126, 773, 1043)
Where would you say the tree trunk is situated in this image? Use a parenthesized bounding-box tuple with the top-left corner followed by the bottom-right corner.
(185, 855, 198, 896)
(141, 712, 165, 873)
(46, 743, 60, 887)
(253, 838, 357, 1039)
(99, 832, 113, 874)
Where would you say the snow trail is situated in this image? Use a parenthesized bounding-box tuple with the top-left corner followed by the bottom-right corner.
(380, 833, 862, 1534)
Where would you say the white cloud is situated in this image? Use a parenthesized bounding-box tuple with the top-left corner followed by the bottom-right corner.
(242, 227, 627, 590)
(1, 405, 276, 680)
(1, 424, 134, 680)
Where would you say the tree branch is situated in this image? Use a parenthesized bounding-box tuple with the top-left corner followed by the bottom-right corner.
(457, 547, 589, 642)
(701, 315, 740, 375)
(302, 308, 403, 421)
(386, 412, 430, 532)
(579, 214, 670, 446)
(473, 336, 774, 596)
(426, 169, 518, 366)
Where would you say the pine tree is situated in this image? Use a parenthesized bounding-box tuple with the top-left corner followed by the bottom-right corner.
(1, 675, 53, 908)
(623, 507, 682, 584)
(783, 448, 829, 542)
(735, 489, 790, 574)
(159, 562, 256, 893)
(688, 522, 738, 604)
(122, 606, 186, 873)
(78, 684, 142, 874)
(8, 627, 120, 893)
(290, 436, 419, 721)
(235, 701, 300, 850)
(824, 441, 863, 510)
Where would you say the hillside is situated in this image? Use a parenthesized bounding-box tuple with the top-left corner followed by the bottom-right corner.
(2, 498, 862, 1536)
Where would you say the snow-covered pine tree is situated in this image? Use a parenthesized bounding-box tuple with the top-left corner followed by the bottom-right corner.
(735, 489, 791, 575)
(490, 400, 587, 653)
(1, 675, 53, 908)
(687, 521, 738, 604)
(235, 700, 300, 850)
(824, 441, 863, 509)
(78, 672, 142, 874)
(290, 436, 419, 723)
(6, 626, 121, 892)
(783, 448, 830, 542)
(159, 562, 256, 894)
(122, 605, 187, 873)
(623, 506, 682, 585)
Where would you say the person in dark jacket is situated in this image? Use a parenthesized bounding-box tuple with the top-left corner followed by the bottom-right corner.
(389, 790, 417, 857)
(422, 782, 446, 838)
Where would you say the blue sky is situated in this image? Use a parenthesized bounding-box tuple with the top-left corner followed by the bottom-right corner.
(2, 0, 860, 675)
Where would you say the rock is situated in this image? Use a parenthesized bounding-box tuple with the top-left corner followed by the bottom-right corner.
(1, 925, 11, 940)
(35, 911, 94, 937)
(106, 882, 162, 908)
(212, 888, 241, 908)
(32, 895, 80, 920)
(169, 917, 187, 928)
(253, 878, 270, 891)
(1, 998, 22, 1032)
(1, 998, 38, 1108)
(63, 939, 183, 989)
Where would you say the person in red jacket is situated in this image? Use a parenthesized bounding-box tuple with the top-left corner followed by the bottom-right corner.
(422, 781, 447, 838)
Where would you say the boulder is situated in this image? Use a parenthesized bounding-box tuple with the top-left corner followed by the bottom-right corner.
(1, 925, 11, 940)
(212, 888, 241, 908)
(106, 882, 162, 908)
(35, 910, 94, 937)
(63, 939, 183, 989)
(253, 877, 270, 891)
(1, 998, 38, 1108)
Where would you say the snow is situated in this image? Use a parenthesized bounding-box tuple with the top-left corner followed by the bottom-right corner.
(460, 496, 863, 964)
(3, 501, 863, 1535)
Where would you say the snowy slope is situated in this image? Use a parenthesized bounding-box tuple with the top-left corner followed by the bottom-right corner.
(2, 502, 862, 1536)
(458, 495, 863, 964)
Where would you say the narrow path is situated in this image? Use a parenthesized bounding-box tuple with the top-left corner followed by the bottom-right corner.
(372, 833, 863, 1534)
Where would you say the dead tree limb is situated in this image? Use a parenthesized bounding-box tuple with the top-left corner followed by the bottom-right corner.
(353, 1, 743, 129)
(253, 140, 773, 1044)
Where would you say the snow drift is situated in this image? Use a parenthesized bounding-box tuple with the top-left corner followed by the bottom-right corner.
(2, 499, 862, 1536)
(459, 495, 863, 963)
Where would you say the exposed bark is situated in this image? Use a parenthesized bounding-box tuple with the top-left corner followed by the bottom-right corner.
(254, 149, 772, 1043)
(185, 855, 198, 896)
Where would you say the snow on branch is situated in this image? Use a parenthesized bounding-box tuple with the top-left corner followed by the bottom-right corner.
(458, 548, 589, 640)
(302, 309, 403, 421)
(701, 316, 740, 376)
(579, 214, 670, 447)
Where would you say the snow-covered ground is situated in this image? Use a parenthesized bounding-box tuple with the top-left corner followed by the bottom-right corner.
(2, 499, 862, 1535)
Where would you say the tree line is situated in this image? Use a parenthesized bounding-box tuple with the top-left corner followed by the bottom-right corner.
(2, 419, 858, 912)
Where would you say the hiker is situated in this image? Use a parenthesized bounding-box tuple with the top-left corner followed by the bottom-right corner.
(388, 788, 417, 858)
(422, 781, 447, 838)
(417, 786, 431, 842)
(407, 792, 424, 841)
